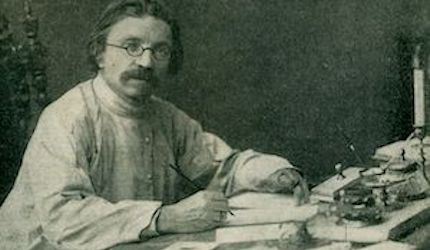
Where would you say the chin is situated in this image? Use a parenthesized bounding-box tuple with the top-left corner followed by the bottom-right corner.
(126, 89, 153, 102)
(123, 78, 158, 100)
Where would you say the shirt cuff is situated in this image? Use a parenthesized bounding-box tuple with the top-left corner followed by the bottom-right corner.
(139, 206, 162, 240)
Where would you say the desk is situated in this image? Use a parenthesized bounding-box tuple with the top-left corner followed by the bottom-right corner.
(112, 231, 331, 250)
(110, 192, 430, 250)
(402, 223, 430, 249)
(112, 216, 430, 250)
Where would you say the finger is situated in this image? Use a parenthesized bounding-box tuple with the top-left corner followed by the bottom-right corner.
(207, 191, 227, 201)
(293, 179, 310, 206)
(267, 169, 301, 192)
(209, 200, 230, 213)
(219, 211, 228, 221)
(201, 218, 221, 230)
(301, 179, 310, 202)
(208, 211, 227, 223)
(278, 170, 297, 186)
(293, 185, 304, 205)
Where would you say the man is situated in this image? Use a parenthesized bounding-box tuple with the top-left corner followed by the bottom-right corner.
(0, 0, 309, 249)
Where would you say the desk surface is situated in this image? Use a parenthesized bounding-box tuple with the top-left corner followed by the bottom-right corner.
(111, 193, 430, 250)
(112, 220, 430, 250)
(402, 222, 430, 249)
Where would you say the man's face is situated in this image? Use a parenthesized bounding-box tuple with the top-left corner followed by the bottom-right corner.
(98, 15, 172, 103)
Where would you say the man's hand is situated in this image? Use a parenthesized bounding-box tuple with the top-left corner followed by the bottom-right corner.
(156, 191, 230, 234)
(257, 168, 310, 205)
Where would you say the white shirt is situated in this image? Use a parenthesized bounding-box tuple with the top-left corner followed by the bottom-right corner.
(0, 75, 295, 250)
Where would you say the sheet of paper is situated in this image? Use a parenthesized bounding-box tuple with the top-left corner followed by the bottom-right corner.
(162, 241, 219, 250)
(229, 192, 297, 209)
(360, 241, 416, 250)
(216, 222, 299, 243)
(308, 242, 352, 250)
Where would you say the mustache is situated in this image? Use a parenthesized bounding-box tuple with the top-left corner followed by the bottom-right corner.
(121, 68, 153, 81)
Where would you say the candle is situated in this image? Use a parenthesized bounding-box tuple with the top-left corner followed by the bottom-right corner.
(414, 67, 425, 127)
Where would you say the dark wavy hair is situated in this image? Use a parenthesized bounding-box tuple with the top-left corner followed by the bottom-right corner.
(87, 0, 183, 74)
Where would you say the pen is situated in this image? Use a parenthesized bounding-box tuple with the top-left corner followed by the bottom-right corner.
(335, 124, 365, 164)
(169, 163, 235, 216)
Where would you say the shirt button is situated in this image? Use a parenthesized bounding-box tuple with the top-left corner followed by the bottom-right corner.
(144, 137, 150, 144)
(147, 174, 153, 180)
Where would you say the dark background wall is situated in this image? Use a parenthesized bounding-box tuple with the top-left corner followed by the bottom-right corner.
(1, 0, 428, 201)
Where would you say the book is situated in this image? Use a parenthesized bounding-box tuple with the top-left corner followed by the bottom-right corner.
(310, 167, 364, 203)
(373, 138, 430, 162)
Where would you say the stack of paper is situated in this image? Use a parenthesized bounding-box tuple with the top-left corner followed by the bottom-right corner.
(213, 192, 318, 243)
(216, 222, 300, 244)
(226, 192, 318, 226)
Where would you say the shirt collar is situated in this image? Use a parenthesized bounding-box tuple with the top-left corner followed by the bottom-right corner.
(92, 73, 153, 118)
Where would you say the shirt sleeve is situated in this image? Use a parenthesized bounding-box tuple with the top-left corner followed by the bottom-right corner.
(223, 149, 298, 195)
(25, 108, 161, 250)
(172, 109, 297, 197)
(139, 207, 161, 239)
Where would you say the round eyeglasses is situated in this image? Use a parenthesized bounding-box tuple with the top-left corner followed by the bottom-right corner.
(106, 42, 172, 61)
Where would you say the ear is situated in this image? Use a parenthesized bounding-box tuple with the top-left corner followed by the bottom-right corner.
(96, 52, 105, 69)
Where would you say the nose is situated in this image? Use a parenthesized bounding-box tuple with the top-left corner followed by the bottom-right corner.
(134, 49, 154, 69)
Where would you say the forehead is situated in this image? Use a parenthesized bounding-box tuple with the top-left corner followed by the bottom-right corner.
(107, 15, 172, 44)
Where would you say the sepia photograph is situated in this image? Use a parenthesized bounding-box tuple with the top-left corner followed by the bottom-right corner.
(0, 0, 429, 249)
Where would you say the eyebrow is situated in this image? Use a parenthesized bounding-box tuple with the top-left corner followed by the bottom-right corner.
(119, 38, 141, 45)
(120, 37, 172, 47)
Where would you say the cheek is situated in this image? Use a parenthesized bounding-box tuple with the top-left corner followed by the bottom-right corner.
(105, 54, 119, 68)
(104, 51, 129, 69)
(105, 57, 129, 77)
(154, 62, 169, 76)
(108, 61, 117, 69)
